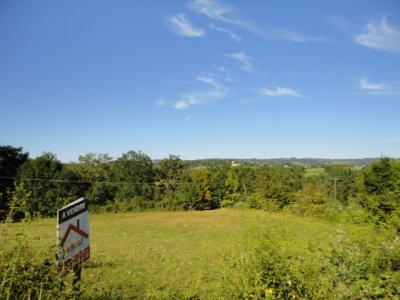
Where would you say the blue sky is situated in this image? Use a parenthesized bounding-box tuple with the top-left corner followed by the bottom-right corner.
(1, 0, 400, 161)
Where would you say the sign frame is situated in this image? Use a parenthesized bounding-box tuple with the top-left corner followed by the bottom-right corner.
(57, 197, 90, 272)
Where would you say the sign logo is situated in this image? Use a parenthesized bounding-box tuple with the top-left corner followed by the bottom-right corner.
(57, 198, 90, 270)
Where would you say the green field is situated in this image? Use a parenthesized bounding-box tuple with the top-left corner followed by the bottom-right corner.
(304, 167, 326, 177)
(1, 209, 398, 299)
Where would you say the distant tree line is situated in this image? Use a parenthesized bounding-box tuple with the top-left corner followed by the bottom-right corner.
(1, 145, 399, 231)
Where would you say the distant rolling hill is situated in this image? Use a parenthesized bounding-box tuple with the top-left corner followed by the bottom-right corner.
(174, 157, 390, 167)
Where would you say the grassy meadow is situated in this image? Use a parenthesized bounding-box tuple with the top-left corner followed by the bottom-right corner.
(1, 209, 398, 299)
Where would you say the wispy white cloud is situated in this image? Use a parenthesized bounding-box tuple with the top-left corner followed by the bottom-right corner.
(260, 86, 301, 97)
(167, 13, 205, 38)
(359, 78, 385, 91)
(266, 28, 329, 43)
(359, 77, 399, 95)
(174, 99, 191, 110)
(210, 24, 241, 42)
(197, 75, 222, 89)
(214, 65, 233, 82)
(226, 51, 253, 72)
(189, 0, 245, 27)
(189, 0, 326, 43)
(155, 98, 166, 107)
(353, 17, 400, 53)
(173, 76, 228, 110)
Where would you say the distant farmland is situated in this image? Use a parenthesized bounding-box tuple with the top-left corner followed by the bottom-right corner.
(177, 157, 386, 167)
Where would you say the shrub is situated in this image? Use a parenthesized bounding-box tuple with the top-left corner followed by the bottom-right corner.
(0, 224, 75, 299)
(224, 224, 400, 299)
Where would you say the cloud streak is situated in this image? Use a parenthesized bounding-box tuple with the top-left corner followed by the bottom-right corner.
(189, 0, 326, 43)
(173, 76, 228, 110)
(167, 13, 205, 38)
(359, 78, 385, 91)
(260, 86, 301, 97)
(214, 65, 233, 82)
(210, 24, 241, 42)
(226, 51, 253, 72)
(353, 17, 400, 53)
(265, 28, 329, 43)
(359, 77, 399, 96)
(189, 0, 247, 27)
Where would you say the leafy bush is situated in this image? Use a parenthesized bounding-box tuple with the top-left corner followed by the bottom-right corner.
(232, 229, 400, 299)
(255, 165, 304, 210)
(0, 246, 71, 299)
(0, 222, 75, 300)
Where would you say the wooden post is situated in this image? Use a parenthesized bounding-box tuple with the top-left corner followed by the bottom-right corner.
(73, 218, 82, 289)
(73, 264, 82, 283)
(72, 264, 82, 294)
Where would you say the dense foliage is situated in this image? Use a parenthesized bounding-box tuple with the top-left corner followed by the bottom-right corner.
(1, 144, 399, 233)
(0, 146, 28, 219)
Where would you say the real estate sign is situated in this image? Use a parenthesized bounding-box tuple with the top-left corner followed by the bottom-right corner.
(57, 197, 90, 270)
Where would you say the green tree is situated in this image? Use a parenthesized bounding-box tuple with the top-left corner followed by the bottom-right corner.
(0, 145, 28, 219)
(68, 153, 116, 206)
(190, 168, 215, 210)
(113, 151, 155, 203)
(255, 165, 304, 210)
(154, 155, 186, 208)
(209, 163, 229, 207)
(15, 153, 83, 217)
(289, 176, 329, 216)
(157, 155, 185, 196)
(363, 158, 399, 195)
(325, 165, 357, 205)
(176, 168, 217, 210)
(359, 158, 400, 225)
(175, 172, 198, 210)
(223, 165, 256, 207)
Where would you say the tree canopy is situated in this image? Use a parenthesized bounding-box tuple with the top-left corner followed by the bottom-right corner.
(2, 143, 399, 233)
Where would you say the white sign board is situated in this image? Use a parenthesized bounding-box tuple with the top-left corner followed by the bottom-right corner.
(57, 198, 90, 270)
